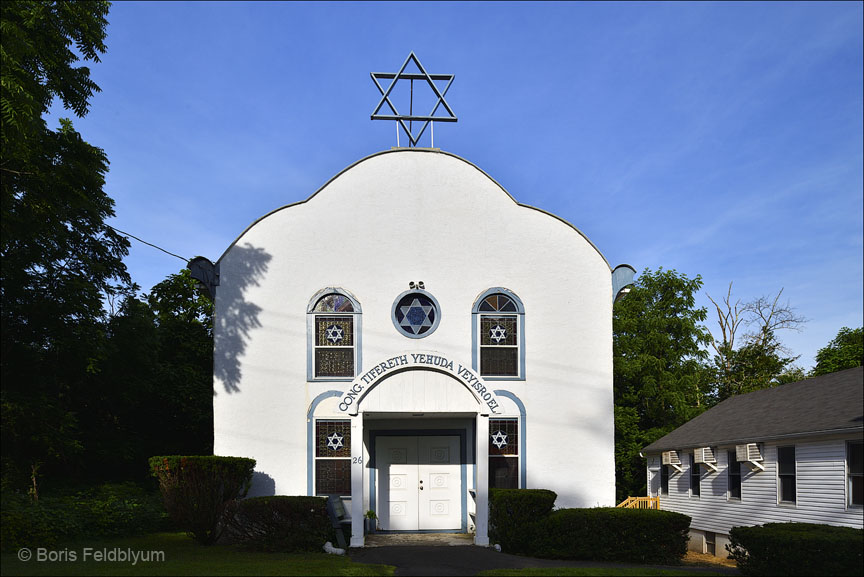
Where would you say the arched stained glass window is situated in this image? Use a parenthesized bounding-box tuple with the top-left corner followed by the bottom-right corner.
(313, 294, 355, 313)
(472, 289, 525, 379)
(489, 418, 519, 489)
(315, 419, 351, 496)
(307, 289, 361, 380)
(478, 294, 518, 313)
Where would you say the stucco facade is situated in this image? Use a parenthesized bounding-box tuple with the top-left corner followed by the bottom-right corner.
(209, 149, 631, 546)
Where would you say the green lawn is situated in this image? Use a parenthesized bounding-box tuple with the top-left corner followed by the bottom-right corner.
(0, 533, 395, 576)
(1, 533, 733, 577)
(478, 569, 728, 577)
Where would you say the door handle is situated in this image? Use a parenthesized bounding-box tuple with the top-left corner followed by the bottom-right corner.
(419, 480, 424, 490)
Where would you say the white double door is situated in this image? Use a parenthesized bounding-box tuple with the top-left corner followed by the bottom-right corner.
(376, 435, 462, 531)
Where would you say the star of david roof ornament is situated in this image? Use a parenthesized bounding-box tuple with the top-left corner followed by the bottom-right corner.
(491, 430, 508, 450)
(371, 52, 457, 148)
(326, 432, 345, 451)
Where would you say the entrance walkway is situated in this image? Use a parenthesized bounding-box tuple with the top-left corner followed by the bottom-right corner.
(349, 536, 741, 576)
(364, 532, 474, 547)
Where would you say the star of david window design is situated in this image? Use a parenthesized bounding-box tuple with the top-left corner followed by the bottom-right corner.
(392, 290, 440, 338)
(325, 324, 344, 344)
(400, 298, 433, 333)
(474, 290, 524, 379)
(489, 324, 507, 343)
(326, 432, 345, 451)
(489, 418, 519, 489)
(315, 420, 351, 495)
(309, 290, 359, 380)
(490, 430, 508, 450)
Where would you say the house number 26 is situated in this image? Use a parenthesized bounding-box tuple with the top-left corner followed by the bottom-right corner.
(352, 456, 363, 465)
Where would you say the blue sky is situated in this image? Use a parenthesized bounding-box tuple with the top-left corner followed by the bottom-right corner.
(50, 1, 862, 370)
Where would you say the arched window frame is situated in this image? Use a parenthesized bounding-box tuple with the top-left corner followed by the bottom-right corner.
(306, 391, 352, 497)
(307, 288, 362, 381)
(472, 288, 525, 380)
(489, 390, 527, 490)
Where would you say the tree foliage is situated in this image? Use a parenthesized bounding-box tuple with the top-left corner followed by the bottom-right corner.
(612, 273, 816, 501)
(1, 0, 109, 154)
(613, 268, 711, 501)
(78, 270, 214, 481)
(813, 327, 863, 376)
(706, 284, 805, 401)
(1, 0, 130, 486)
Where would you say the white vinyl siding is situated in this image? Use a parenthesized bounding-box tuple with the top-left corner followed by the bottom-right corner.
(653, 436, 864, 537)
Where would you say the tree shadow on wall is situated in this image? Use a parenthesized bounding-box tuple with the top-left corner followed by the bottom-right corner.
(214, 243, 271, 394)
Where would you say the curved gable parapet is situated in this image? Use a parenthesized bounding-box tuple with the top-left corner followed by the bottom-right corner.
(215, 149, 611, 270)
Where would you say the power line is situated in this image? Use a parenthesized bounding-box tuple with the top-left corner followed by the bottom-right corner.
(106, 224, 188, 263)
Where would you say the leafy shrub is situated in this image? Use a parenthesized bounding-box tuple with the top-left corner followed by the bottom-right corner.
(1, 491, 72, 551)
(149, 455, 255, 545)
(728, 523, 864, 576)
(224, 496, 331, 552)
(70, 482, 172, 537)
(489, 488, 557, 554)
(530, 507, 690, 564)
(1, 482, 170, 552)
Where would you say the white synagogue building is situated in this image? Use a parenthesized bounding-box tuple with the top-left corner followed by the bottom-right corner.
(194, 54, 634, 547)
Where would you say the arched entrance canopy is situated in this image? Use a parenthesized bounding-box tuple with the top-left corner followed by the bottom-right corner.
(336, 351, 502, 416)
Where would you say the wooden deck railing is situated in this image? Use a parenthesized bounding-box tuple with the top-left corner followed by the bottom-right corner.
(615, 496, 659, 509)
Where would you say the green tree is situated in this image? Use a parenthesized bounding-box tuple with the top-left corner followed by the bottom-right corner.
(146, 269, 214, 458)
(76, 270, 214, 481)
(706, 284, 805, 402)
(613, 268, 711, 501)
(0, 0, 128, 486)
(813, 327, 863, 376)
(77, 296, 159, 480)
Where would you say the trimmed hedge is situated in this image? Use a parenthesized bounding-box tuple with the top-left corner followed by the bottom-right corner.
(530, 508, 690, 565)
(1, 483, 171, 552)
(224, 496, 331, 552)
(488, 489, 689, 565)
(489, 488, 558, 554)
(149, 455, 255, 545)
(728, 522, 864, 576)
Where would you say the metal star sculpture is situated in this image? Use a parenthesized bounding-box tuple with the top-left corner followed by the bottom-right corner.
(325, 324, 344, 344)
(371, 52, 457, 147)
(399, 298, 434, 335)
(489, 324, 508, 344)
(490, 430, 508, 450)
(326, 432, 345, 451)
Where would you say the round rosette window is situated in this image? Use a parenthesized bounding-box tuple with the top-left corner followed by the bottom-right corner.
(392, 290, 441, 338)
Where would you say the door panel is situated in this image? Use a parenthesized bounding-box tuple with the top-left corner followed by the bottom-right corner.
(376, 435, 462, 531)
(418, 436, 462, 530)
(376, 437, 419, 530)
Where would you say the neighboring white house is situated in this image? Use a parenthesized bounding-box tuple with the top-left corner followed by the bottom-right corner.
(196, 148, 634, 547)
(642, 366, 864, 556)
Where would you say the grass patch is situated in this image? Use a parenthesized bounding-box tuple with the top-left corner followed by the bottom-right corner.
(0, 532, 394, 576)
(478, 569, 729, 576)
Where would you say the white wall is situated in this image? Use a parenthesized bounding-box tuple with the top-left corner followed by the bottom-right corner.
(648, 434, 864, 545)
(212, 149, 616, 508)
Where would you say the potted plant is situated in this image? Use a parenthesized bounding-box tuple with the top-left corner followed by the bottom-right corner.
(364, 510, 378, 534)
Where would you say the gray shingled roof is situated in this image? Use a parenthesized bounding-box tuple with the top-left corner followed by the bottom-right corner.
(642, 366, 863, 453)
